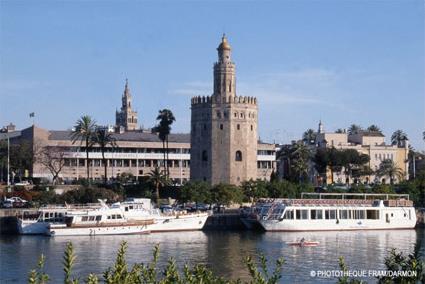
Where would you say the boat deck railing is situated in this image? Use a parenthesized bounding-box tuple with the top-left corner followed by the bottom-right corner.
(300, 192, 410, 200)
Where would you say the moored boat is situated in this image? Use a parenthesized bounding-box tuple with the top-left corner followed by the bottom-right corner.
(259, 193, 417, 232)
(47, 202, 153, 236)
(111, 198, 210, 232)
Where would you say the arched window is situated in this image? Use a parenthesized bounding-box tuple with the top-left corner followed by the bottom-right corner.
(235, 151, 242, 161)
(237, 124, 240, 130)
(251, 125, 253, 131)
(220, 124, 223, 130)
(202, 150, 208, 162)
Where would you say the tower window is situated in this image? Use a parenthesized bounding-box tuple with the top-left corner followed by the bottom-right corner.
(237, 124, 240, 130)
(220, 124, 223, 130)
(216, 111, 221, 118)
(234, 112, 237, 118)
(202, 150, 208, 162)
(251, 125, 253, 131)
(203, 124, 207, 130)
(235, 151, 242, 161)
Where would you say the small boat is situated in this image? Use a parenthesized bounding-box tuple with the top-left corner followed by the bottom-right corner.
(286, 241, 319, 247)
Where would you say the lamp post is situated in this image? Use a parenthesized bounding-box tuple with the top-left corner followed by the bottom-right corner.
(7, 133, 10, 190)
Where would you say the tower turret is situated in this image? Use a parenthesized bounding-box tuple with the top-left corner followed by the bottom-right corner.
(213, 34, 236, 101)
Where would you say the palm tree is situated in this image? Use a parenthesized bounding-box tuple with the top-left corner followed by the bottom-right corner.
(71, 115, 96, 182)
(302, 129, 316, 145)
(147, 167, 169, 205)
(348, 124, 362, 135)
(92, 127, 117, 184)
(422, 131, 425, 142)
(153, 109, 175, 178)
(391, 130, 408, 147)
(335, 128, 345, 134)
(376, 159, 404, 184)
(367, 124, 381, 133)
(290, 142, 311, 183)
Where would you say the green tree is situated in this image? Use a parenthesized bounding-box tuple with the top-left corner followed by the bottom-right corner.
(347, 124, 362, 135)
(147, 167, 169, 205)
(366, 124, 382, 133)
(376, 159, 404, 184)
(340, 149, 370, 185)
(290, 142, 311, 183)
(71, 115, 96, 182)
(391, 129, 408, 147)
(7, 141, 33, 183)
(91, 127, 117, 184)
(211, 183, 243, 207)
(152, 109, 175, 178)
(241, 179, 268, 202)
(313, 148, 329, 184)
(180, 181, 212, 204)
(302, 128, 316, 145)
(335, 128, 345, 134)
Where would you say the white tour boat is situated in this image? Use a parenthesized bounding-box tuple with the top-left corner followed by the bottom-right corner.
(259, 193, 417, 232)
(111, 198, 210, 232)
(47, 201, 153, 236)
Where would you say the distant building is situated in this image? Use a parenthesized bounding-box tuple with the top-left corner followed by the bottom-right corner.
(315, 122, 409, 184)
(115, 79, 138, 131)
(190, 35, 274, 185)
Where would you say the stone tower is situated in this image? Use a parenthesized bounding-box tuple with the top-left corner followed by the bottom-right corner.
(190, 35, 258, 185)
(115, 79, 138, 131)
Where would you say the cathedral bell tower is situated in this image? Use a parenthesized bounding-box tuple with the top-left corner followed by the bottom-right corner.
(190, 35, 258, 185)
(115, 79, 138, 131)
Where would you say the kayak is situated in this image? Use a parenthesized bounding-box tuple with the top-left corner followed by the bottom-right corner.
(286, 241, 319, 247)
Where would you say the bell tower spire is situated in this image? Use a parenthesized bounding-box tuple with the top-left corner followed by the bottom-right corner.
(116, 79, 139, 131)
(213, 34, 236, 101)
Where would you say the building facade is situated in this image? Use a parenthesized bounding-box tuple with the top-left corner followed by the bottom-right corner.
(190, 35, 261, 185)
(315, 122, 409, 184)
(0, 125, 275, 184)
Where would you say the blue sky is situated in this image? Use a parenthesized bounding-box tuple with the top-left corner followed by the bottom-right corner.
(1, 0, 424, 150)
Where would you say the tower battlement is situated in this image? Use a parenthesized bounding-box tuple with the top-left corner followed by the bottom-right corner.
(191, 95, 257, 105)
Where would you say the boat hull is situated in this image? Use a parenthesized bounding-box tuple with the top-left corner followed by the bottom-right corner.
(48, 224, 150, 236)
(149, 214, 209, 232)
(260, 218, 417, 232)
(18, 220, 49, 235)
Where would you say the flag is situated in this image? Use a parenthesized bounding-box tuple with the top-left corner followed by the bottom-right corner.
(29, 112, 35, 118)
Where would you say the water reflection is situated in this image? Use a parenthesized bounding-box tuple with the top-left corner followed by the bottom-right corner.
(0, 229, 422, 283)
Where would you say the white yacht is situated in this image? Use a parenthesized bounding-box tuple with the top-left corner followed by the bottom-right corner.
(111, 198, 210, 232)
(259, 193, 417, 231)
(47, 201, 153, 236)
(18, 203, 101, 235)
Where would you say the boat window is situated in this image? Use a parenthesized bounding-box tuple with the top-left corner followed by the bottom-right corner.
(125, 207, 129, 212)
(82, 216, 88, 222)
(112, 215, 116, 219)
(296, 209, 308, 220)
(96, 216, 102, 221)
(283, 209, 294, 219)
(354, 210, 365, 219)
(339, 210, 348, 219)
(89, 216, 95, 221)
(129, 206, 133, 210)
(310, 209, 323, 220)
(107, 216, 111, 219)
(117, 215, 122, 219)
(366, 210, 379, 220)
(325, 210, 337, 219)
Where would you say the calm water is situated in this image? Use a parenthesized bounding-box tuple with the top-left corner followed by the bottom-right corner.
(1, 229, 424, 283)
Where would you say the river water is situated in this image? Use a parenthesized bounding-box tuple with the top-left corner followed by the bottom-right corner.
(1, 229, 424, 283)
